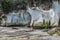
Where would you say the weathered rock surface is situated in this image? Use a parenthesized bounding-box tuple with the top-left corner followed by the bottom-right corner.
(0, 27, 60, 40)
(48, 27, 60, 36)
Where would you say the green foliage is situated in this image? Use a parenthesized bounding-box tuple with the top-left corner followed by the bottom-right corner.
(1, 0, 14, 14)
(41, 23, 49, 29)
(20, 0, 29, 6)
(2, 0, 13, 3)
(0, 19, 2, 22)
(35, 0, 42, 3)
(0, 18, 2, 25)
(41, 19, 55, 29)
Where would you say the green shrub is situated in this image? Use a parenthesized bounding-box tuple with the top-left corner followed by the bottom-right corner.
(1, 0, 14, 14)
(41, 19, 55, 29)
(41, 23, 49, 29)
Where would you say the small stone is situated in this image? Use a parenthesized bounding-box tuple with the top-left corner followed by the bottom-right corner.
(48, 28, 57, 35)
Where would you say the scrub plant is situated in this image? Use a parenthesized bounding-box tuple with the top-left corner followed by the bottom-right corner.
(41, 19, 55, 29)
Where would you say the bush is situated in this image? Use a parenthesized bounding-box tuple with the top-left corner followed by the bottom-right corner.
(41, 19, 55, 29)
(1, 0, 14, 14)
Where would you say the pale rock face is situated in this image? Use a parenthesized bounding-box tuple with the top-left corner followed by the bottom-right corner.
(26, 1, 59, 26)
(27, 7, 43, 25)
(6, 11, 31, 26)
(27, 6, 58, 26)
(3, 1, 60, 26)
(52, 1, 60, 25)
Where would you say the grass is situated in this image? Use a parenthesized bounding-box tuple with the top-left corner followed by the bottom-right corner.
(0, 36, 28, 40)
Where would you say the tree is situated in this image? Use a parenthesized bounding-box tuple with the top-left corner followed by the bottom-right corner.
(1, 0, 14, 14)
(58, 17, 60, 25)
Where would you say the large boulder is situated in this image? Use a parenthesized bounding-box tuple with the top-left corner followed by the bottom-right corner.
(5, 11, 31, 26)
